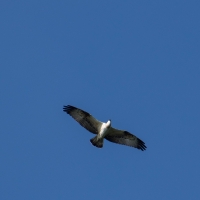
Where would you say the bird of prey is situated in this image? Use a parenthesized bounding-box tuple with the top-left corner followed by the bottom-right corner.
(63, 105, 147, 151)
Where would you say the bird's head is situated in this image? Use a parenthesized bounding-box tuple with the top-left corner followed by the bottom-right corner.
(107, 119, 111, 127)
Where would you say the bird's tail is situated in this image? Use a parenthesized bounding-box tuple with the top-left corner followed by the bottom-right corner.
(90, 136, 104, 148)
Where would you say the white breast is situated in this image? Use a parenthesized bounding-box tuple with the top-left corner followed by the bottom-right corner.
(99, 123, 110, 139)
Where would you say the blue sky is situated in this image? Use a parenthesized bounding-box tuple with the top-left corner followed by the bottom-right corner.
(1, 1, 200, 199)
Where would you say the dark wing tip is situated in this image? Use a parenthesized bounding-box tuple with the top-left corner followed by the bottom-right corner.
(137, 138, 147, 151)
(63, 105, 76, 114)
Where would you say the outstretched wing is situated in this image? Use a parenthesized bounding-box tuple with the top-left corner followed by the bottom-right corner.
(105, 127, 147, 151)
(63, 105, 103, 134)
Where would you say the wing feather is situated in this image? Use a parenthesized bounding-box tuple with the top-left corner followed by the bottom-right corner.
(63, 105, 102, 134)
(105, 127, 147, 151)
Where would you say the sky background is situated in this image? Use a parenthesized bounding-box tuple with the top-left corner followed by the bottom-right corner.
(1, 1, 200, 199)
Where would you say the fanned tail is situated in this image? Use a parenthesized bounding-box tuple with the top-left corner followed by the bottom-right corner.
(90, 136, 104, 148)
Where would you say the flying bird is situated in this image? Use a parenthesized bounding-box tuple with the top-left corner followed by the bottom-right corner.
(63, 105, 147, 151)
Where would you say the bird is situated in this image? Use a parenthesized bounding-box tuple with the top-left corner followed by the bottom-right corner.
(63, 105, 147, 151)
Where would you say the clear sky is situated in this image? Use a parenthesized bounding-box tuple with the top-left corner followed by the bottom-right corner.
(1, 1, 200, 199)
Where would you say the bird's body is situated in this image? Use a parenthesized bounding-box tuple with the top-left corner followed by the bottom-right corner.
(63, 105, 147, 151)
(98, 120, 111, 139)
(90, 120, 111, 148)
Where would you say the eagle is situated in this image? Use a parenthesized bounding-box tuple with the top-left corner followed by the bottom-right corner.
(63, 105, 146, 151)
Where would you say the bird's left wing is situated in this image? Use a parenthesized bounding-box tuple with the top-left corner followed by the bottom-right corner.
(63, 105, 103, 134)
(105, 127, 147, 151)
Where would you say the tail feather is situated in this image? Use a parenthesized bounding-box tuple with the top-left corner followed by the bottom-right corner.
(90, 136, 104, 148)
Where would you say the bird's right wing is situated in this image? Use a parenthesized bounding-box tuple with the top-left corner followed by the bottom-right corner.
(105, 127, 147, 151)
(63, 105, 103, 134)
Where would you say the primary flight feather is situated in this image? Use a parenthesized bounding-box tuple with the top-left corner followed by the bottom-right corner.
(63, 105, 147, 151)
